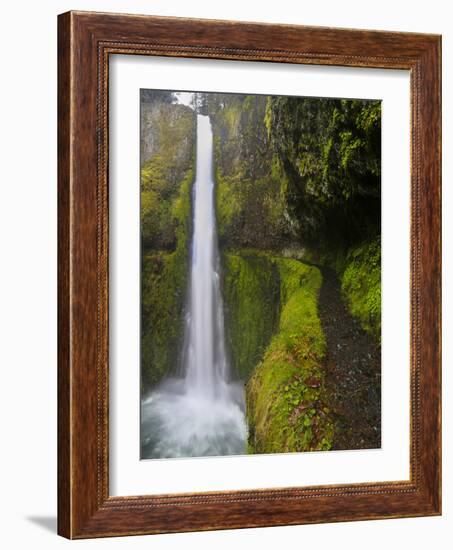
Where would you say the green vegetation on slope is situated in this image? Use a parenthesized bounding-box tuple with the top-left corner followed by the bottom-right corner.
(222, 251, 334, 453)
(206, 90, 382, 344)
(281, 237, 382, 339)
(245, 257, 334, 453)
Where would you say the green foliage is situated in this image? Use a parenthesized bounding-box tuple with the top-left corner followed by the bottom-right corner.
(141, 251, 184, 388)
(244, 257, 334, 453)
(290, 236, 382, 344)
(215, 170, 242, 245)
(340, 237, 381, 340)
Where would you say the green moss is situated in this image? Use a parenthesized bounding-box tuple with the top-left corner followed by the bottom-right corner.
(340, 237, 381, 340)
(246, 258, 333, 454)
(264, 97, 273, 138)
(266, 96, 381, 246)
(223, 102, 242, 134)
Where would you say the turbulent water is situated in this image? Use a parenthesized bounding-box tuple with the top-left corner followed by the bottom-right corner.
(141, 115, 247, 459)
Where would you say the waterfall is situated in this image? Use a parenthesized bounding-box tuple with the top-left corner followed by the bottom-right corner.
(183, 115, 229, 395)
(141, 114, 247, 459)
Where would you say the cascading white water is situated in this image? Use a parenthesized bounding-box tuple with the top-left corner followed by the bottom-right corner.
(185, 115, 225, 394)
(141, 114, 247, 459)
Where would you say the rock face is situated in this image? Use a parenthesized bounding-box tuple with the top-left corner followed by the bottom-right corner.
(266, 96, 382, 248)
(203, 92, 381, 253)
(141, 100, 194, 168)
(140, 94, 196, 389)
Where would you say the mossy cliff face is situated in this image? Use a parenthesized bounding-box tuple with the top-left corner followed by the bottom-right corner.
(266, 96, 381, 248)
(141, 97, 196, 250)
(222, 252, 334, 453)
(140, 96, 196, 390)
(202, 92, 381, 252)
(205, 94, 290, 249)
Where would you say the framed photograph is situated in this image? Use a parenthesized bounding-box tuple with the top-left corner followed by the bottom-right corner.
(58, 11, 441, 538)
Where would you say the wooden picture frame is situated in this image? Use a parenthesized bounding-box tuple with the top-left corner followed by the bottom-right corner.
(58, 10, 441, 539)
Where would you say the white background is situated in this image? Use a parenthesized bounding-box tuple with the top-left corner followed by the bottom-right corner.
(0, 0, 450, 548)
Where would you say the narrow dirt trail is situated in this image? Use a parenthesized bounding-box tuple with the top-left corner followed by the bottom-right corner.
(318, 267, 381, 450)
